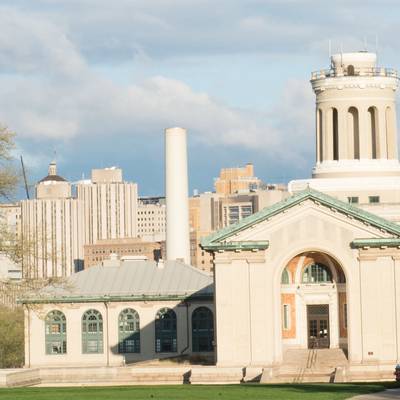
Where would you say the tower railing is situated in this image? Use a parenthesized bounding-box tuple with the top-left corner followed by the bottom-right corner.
(311, 67, 398, 81)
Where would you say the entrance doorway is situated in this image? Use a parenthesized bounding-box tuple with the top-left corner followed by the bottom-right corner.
(307, 304, 330, 349)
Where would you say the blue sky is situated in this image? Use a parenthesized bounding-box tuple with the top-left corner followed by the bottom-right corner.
(1, 0, 400, 198)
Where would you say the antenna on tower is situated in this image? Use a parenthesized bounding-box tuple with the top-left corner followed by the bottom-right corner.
(328, 39, 332, 58)
(363, 36, 368, 51)
(375, 34, 379, 63)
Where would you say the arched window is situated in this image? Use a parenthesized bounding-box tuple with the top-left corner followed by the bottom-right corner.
(155, 308, 177, 353)
(281, 268, 290, 284)
(302, 263, 332, 284)
(348, 107, 360, 159)
(45, 310, 67, 355)
(332, 108, 339, 160)
(317, 109, 323, 162)
(82, 309, 103, 354)
(368, 106, 379, 159)
(192, 307, 214, 352)
(118, 308, 140, 353)
(347, 65, 355, 76)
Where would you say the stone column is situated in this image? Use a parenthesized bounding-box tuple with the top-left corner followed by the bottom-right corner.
(377, 106, 388, 159)
(324, 108, 333, 161)
(358, 106, 371, 159)
(394, 256, 400, 363)
(338, 107, 348, 159)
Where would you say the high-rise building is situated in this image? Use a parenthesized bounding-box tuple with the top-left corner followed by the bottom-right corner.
(21, 164, 139, 278)
(188, 182, 289, 271)
(76, 167, 138, 245)
(21, 162, 84, 278)
(137, 197, 166, 242)
(214, 163, 261, 195)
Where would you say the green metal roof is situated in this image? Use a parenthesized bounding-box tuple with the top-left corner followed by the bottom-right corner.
(203, 241, 269, 251)
(351, 238, 400, 248)
(201, 187, 400, 250)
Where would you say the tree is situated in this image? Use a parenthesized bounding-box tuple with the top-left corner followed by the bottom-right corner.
(0, 125, 19, 200)
(0, 306, 24, 368)
(0, 125, 24, 367)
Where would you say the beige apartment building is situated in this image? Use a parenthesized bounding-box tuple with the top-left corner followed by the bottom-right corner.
(137, 197, 166, 242)
(21, 166, 139, 278)
(21, 162, 84, 278)
(77, 168, 138, 244)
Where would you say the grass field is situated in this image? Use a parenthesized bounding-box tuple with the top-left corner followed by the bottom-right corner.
(0, 383, 398, 400)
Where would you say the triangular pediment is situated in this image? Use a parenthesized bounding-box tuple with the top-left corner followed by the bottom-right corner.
(201, 188, 400, 251)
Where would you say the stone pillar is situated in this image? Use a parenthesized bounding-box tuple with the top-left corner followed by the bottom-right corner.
(316, 109, 320, 163)
(394, 256, 400, 363)
(338, 107, 348, 159)
(324, 108, 333, 161)
(387, 107, 399, 159)
(377, 106, 388, 159)
(358, 106, 371, 159)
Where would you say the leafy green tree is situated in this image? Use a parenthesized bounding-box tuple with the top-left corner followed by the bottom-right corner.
(0, 306, 24, 368)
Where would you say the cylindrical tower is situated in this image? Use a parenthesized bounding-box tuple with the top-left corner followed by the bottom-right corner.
(165, 127, 191, 264)
(311, 51, 400, 178)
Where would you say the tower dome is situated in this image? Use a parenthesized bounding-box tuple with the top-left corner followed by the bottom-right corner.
(36, 161, 71, 199)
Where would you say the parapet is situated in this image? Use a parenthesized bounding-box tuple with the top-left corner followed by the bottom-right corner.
(311, 51, 398, 81)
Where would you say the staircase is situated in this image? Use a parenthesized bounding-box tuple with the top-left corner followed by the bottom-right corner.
(268, 348, 348, 383)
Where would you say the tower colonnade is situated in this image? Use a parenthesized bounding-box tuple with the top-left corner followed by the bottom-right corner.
(316, 103, 397, 162)
(311, 52, 400, 179)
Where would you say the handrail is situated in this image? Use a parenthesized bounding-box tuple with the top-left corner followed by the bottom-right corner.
(306, 339, 318, 369)
(311, 67, 398, 80)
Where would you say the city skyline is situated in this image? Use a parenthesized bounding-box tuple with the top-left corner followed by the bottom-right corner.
(1, 1, 400, 197)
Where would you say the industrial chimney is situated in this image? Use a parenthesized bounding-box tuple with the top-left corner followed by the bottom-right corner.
(165, 127, 191, 264)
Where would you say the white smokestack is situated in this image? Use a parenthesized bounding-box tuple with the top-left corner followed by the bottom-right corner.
(165, 127, 190, 264)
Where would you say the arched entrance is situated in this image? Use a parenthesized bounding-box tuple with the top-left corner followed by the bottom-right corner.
(280, 251, 347, 353)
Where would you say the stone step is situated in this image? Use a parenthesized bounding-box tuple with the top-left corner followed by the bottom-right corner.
(269, 373, 333, 384)
(190, 367, 244, 384)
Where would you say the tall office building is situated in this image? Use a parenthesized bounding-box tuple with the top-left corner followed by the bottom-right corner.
(214, 163, 261, 195)
(21, 165, 138, 278)
(137, 197, 166, 242)
(21, 162, 84, 278)
(76, 168, 138, 245)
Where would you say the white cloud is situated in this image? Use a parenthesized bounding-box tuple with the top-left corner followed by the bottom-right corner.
(0, 5, 313, 162)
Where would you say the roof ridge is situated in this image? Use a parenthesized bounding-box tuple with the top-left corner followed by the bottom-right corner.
(165, 259, 211, 278)
(201, 187, 400, 246)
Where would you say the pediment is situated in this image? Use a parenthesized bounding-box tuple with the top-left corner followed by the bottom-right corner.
(201, 188, 400, 251)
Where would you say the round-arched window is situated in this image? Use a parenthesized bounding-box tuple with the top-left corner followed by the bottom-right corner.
(281, 268, 290, 284)
(82, 309, 103, 354)
(192, 307, 214, 352)
(118, 308, 140, 353)
(302, 263, 332, 284)
(45, 310, 67, 355)
(155, 308, 177, 353)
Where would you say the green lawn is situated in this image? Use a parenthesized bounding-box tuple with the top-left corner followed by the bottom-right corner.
(0, 383, 398, 400)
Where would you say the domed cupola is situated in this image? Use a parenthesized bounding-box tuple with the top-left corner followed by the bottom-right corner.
(36, 161, 71, 199)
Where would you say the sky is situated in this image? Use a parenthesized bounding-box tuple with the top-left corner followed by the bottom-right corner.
(1, 0, 400, 198)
